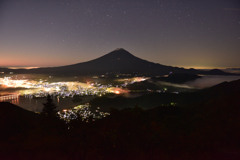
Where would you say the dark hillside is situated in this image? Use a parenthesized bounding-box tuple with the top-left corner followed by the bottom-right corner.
(1, 90, 240, 160)
(0, 49, 236, 76)
(91, 78, 240, 110)
(0, 102, 39, 134)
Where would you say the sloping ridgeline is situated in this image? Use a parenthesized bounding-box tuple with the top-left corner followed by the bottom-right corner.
(0, 49, 236, 76)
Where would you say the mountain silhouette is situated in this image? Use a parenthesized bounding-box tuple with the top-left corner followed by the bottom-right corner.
(90, 78, 240, 110)
(0, 48, 235, 76)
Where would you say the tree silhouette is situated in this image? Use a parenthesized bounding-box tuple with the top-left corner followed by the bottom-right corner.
(41, 94, 58, 117)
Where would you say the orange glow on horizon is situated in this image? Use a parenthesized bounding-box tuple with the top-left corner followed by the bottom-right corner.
(179, 66, 227, 70)
(7, 67, 40, 69)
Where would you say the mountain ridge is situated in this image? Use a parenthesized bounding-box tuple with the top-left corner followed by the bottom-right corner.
(0, 48, 236, 76)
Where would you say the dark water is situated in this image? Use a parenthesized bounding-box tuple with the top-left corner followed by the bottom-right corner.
(6, 96, 95, 112)
(4, 92, 146, 112)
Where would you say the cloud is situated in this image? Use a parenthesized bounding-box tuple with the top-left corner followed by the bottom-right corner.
(148, 76, 240, 90)
(155, 81, 194, 89)
(186, 76, 240, 89)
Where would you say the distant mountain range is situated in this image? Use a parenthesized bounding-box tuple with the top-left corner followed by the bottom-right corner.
(90, 78, 240, 111)
(0, 48, 236, 76)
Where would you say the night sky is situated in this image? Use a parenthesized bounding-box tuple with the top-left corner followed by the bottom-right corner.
(0, 0, 239, 69)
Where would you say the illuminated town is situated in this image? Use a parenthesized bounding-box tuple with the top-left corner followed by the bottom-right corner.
(58, 104, 110, 123)
(0, 76, 147, 99)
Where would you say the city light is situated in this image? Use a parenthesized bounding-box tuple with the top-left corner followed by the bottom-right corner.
(58, 104, 110, 123)
(0, 76, 149, 99)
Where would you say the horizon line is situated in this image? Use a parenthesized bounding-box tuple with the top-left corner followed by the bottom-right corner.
(1, 66, 239, 70)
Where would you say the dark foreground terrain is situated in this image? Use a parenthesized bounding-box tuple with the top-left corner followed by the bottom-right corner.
(1, 79, 240, 160)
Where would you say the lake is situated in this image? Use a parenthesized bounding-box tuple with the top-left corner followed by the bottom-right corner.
(5, 96, 95, 112)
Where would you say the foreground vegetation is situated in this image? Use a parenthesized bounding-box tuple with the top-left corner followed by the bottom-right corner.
(1, 79, 240, 160)
(1, 99, 240, 159)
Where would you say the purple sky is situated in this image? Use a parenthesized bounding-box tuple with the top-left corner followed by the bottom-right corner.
(0, 0, 240, 69)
